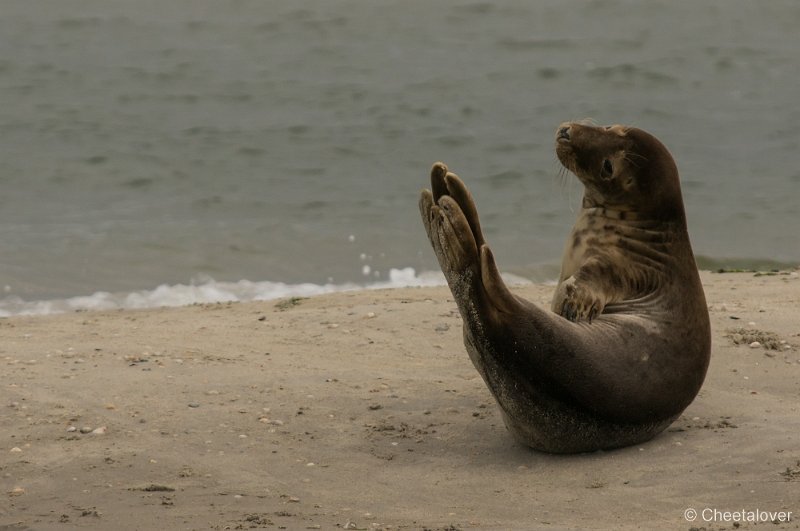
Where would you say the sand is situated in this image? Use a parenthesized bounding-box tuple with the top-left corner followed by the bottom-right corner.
(1, 271, 799, 530)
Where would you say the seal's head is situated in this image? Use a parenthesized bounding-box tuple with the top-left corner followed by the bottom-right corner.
(555, 122, 685, 223)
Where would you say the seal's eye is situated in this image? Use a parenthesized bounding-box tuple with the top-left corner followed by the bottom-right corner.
(602, 159, 613, 176)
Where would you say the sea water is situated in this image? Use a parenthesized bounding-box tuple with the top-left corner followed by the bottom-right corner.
(1, 0, 798, 315)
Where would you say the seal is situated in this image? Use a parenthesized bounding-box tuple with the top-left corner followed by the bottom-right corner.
(419, 122, 710, 453)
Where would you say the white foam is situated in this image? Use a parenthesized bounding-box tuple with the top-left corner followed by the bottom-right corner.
(0, 268, 453, 317)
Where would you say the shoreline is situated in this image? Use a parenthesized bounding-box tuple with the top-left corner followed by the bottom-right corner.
(0, 268, 448, 318)
(2, 271, 799, 529)
(2, 263, 797, 318)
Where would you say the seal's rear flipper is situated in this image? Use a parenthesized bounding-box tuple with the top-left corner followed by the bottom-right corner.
(423, 163, 520, 315)
(430, 163, 486, 249)
(419, 189, 479, 283)
(419, 189, 435, 244)
(430, 162, 450, 204)
(434, 195, 479, 273)
(443, 172, 486, 249)
(480, 244, 522, 314)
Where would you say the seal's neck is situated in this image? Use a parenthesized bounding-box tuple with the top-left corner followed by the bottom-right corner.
(581, 197, 640, 221)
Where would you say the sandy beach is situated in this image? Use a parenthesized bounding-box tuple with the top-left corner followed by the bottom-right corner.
(2, 271, 799, 530)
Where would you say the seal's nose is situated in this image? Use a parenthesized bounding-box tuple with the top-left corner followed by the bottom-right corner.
(558, 125, 571, 141)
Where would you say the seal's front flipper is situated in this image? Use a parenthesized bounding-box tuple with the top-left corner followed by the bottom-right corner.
(556, 278, 603, 322)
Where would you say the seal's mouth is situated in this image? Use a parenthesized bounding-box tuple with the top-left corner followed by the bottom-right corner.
(555, 123, 576, 172)
(556, 124, 571, 144)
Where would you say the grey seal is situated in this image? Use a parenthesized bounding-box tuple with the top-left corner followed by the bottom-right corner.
(419, 122, 710, 453)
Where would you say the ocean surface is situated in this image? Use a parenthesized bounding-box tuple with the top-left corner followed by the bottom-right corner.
(1, 0, 798, 315)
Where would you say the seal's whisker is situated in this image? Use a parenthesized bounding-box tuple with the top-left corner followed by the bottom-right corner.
(561, 165, 578, 212)
(553, 161, 577, 212)
(567, 173, 577, 213)
(553, 158, 567, 186)
(558, 165, 570, 185)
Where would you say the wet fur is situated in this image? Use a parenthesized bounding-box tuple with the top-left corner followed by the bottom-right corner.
(419, 123, 710, 453)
